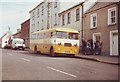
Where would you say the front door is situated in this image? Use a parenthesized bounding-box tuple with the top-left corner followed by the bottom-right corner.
(112, 33, 118, 56)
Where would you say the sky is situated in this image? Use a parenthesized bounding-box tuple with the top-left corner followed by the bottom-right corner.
(0, 0, 97, 37)
(0, 0, 43, 37)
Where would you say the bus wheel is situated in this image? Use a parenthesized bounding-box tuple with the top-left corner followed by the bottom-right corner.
(50, 47, 55, 57)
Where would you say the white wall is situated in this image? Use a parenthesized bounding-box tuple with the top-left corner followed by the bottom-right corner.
(30, 0, 60, 41)
(1, 33, 12, 48)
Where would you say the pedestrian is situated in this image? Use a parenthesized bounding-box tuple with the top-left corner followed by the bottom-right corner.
(89, 39, 94, 54)
(82, 40, 86, 55)
(94, 41, 102, 55)
(85, 40, 91, 55)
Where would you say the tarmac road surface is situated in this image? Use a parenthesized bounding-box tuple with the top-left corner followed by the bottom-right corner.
(1, 49, 118, 80)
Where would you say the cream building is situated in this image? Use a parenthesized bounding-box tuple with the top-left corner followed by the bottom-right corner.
(29, 0, 61, 39)
(59, 3, 84, 44)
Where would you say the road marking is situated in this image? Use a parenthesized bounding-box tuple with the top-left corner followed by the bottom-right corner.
(20, 58, 30, 62)
(8, 54, 13, 56)
(47, 66, 77, 78)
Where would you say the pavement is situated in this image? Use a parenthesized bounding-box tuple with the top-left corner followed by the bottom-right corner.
(16, 48, 120, 65)
(76, 54, 119, 65)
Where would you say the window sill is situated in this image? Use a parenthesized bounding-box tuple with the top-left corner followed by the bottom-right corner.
(54, 24, 57, 26)
(75, 20, 80, 22)
(108, 23, 116, 27)
(90, 27, 97, 30)
(54, 6, 57, 8)
(67, 23, 70, 24)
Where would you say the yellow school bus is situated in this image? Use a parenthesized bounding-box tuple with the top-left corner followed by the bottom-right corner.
(30, 28, 80, 56)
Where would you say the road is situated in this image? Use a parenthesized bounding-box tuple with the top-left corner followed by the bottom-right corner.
(1, 49, 118, 80)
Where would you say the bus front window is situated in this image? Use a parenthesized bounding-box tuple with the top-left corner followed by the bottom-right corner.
(56, 32, 67, 39)
(69, 33, 78, 40)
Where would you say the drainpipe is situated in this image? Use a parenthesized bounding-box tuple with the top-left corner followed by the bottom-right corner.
(118, 1, 120, 56)
(81, 2, 84, 41)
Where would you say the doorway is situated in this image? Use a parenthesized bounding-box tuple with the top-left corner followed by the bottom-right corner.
(110, 30, 118, 56)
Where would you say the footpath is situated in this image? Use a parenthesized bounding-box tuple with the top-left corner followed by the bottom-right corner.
(77, 54, 119, 65)
(25, 48, 119, 65)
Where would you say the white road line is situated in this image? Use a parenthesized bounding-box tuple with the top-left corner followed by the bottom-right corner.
(20, 58, 30, 62)
(47, 66, 77, 78)
(8, 54, 13, 56)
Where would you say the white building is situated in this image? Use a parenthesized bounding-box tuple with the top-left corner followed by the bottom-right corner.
(29, 0, 61, 39)
(29, 0, 83, 38)
(1, 32, 13, 48)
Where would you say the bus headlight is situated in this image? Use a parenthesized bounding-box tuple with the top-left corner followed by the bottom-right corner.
(58, 48, 60, 51)
(75, 50, 77, 52)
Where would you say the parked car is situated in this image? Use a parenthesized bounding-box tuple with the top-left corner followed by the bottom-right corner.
(11, 38, 25, 50)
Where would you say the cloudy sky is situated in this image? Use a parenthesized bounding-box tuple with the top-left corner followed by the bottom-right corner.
(0, 0, 97, 37)
(0, 0, 42, 37)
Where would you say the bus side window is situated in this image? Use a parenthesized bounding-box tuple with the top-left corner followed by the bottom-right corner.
(39, 33, 41, 39)
(38, 34, 39, 39)
(34, 34, 36, 39)
(33, 34, 34, 39)
(44, 33, 46, 39)
(41, 34, 43, 39)
(43, 33, 46, 39)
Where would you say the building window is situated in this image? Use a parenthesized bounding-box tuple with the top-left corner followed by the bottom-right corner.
(48, 2, 51, 8)
(108, 7, 116, 25)
(37, 22, 39, 30)
(37, 9, 39, 18)
(42, 6, 44, 15)
(67, 12, 71, 24)
(90, 13, 97, 29)
(54, 0, 57, 8)
(76, 8, 80, 21)
(32, 12, 34, 20)
(42, 19, 44, 30)
(62, 14, 65, 25)
(54, 14, 57, 26)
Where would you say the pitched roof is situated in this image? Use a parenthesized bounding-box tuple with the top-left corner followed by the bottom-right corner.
(85, 2, 117, 14)
(59, 2, 84, 15)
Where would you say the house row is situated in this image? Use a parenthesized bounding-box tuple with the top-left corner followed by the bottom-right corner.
(0, 19, 30, 49)
(1, 1, 119, 56)
(84, 2, 119, 56)
(29, 0, 119, 56)
(12, 19, 30, 49)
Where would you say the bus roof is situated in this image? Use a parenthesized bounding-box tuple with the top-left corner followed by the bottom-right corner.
(32, 28, 79, 34)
